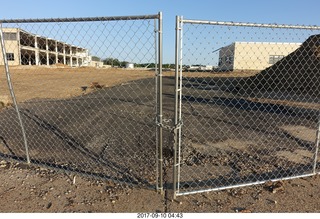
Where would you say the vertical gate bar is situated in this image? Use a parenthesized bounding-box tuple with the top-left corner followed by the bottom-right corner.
(313, 114, 320, 174)
(154, 17, 159, 191)
(173, 15, 181, 199)
(157, 11, 163, 194)
(177, 16, 183, 193)
(0, 23, 30, 164)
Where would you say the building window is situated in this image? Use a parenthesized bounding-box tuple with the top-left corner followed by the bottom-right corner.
(6, 53, 15, 61)
(3, 32, 17, 41)
(269, 55, 284, 65)
(224, 56, 234, 64)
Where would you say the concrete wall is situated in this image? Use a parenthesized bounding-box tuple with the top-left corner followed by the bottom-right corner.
(219, 42, 301, 71)
(244, 35, 320, 96)
(0, 28, 20, 65)
(89, 60, 104, 68)
(235, 42, 301, 71)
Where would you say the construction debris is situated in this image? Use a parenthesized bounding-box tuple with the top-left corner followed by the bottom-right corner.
(90, 82, 104, 89)
(0, 95, 13, 107)
(264, 181, 285, 194)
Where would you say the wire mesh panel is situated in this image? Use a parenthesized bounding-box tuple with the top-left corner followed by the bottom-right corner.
(0, 14, 163, 190)
(174, 17, 320, 197)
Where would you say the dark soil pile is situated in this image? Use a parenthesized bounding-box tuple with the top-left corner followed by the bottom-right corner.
(245, 34, 320, 96)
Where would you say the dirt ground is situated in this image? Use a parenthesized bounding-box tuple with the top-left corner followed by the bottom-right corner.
(0, 67, 320, 213)
(0, 66, 258, 103)
(1, 159, 320, 213)
(0, 66, 157, 103)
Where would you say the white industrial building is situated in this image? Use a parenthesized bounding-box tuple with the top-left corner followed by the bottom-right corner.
(0, 28, 96, 67)
(218, 42, 302, 71)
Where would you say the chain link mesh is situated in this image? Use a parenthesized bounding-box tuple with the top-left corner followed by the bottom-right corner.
(174, 19, 320, 196)
(1, 15, 320, 198)
(0, 15, 161, 189)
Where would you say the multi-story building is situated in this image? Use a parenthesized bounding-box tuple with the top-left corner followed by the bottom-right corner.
(218, 42, 302, 71)
(0, 28, 90, 67)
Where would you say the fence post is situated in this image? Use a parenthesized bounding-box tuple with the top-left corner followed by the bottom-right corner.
(173, 15, 183, 199)
(0, 23, 30, 163)
(157, 11, 163, 194)
(313, 114, 320, 174)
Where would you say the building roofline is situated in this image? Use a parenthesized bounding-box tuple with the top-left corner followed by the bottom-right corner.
(2, 27, 87, 51)
(233, 41, 302, 45)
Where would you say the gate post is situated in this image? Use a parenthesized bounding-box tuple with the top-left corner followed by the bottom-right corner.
(0, 23, 30, 163)
(156, 11, 164, 194)
(173, 16, 183, 199)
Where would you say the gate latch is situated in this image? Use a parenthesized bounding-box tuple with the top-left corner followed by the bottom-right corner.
(156, 118, 183, 132)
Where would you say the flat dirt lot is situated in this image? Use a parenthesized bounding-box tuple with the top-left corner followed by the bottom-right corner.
(0, 67, 320, 213)
(1, 160, 320, 212)
(0, 66, 157, 102)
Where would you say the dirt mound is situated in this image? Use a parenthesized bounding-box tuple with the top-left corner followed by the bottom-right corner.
(245, 34, 320, 96)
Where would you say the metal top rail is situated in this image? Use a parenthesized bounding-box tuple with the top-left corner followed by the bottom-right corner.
(0, 13, 161, 23)
(181, 18, 320, 30)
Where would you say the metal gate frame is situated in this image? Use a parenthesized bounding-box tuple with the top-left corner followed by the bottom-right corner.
(0, 12, 163, 193)
(173, 16, 320, 198)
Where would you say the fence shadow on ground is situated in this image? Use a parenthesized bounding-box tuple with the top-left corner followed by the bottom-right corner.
(0, 105, 156, 189)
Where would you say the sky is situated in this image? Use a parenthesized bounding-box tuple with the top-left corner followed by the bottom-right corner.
(1, 0, 320, 64)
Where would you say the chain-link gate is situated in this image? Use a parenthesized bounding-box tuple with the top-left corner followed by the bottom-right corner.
(173, 16, 320, 197)
(2, 13, 320, 199)
(0, 13, 163, 192)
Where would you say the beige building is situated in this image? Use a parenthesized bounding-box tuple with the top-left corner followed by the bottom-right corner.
(0, 28, 90, 67)
(89, 60, 104, 68)
(218, 42, 302, 71)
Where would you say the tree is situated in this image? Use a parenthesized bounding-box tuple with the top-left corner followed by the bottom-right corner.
(103, 58, 120, 66)
(120, 61, 128, 67)
(163, 63, 174, 69)
(91, 56, 101, 61)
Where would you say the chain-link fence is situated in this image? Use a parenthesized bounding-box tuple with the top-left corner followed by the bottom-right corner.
(0, 13, 163, 191)
(1, 13, 320, 199)
(173, 17, 320, 197)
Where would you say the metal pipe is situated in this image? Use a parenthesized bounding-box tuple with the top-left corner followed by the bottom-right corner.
(173, 15, 181, 199)
(154, 18, 159, 192)
(0, 23, 30, 163)
(181, 19, 320, 30)
(157, 11, 163, 194)
(313, 114, 320, 174)
(177, 16, 184, 195)
(0, 14, 160, 23)
(175, 173, 318, 197)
